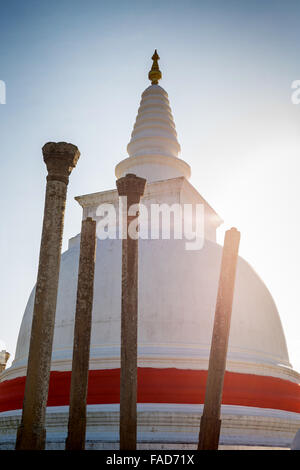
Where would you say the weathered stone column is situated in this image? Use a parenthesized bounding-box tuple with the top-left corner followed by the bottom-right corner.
(16, 142, 80, 450)
(116, 173, 146, 450)
(0, 350, 10, 373)
(198, 227, 240, 450)
(65, 217, 97, 450)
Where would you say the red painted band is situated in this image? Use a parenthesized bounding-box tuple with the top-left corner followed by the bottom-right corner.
(0, 368, 299, 413)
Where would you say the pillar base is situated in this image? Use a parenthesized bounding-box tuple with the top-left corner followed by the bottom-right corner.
(198, 415, 222, 450)
(15, 424, 46, 450)
(65, 435, 85, 451)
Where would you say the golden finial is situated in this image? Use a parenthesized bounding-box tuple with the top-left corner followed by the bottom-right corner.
(148, 49, 162, 85)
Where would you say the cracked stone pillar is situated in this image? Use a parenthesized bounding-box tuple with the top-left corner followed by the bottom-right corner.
(65, 217, 97, 450)
(198, 227, 240, 450)
(116, 173, 146, 450)
(16, 142, 80, 450)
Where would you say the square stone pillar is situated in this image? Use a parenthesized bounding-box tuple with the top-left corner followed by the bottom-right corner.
(116, 173, 146, 450)
(198, 227, 240, 450)
(65, 217, 97, 450)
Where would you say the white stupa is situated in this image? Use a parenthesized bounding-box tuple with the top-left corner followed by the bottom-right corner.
(0, 51, 300, 450)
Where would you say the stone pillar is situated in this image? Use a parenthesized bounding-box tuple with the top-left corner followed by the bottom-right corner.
(65, 217, 97, 450)
(198, 227, 240, 450)
(0, 350, 10, 373)
(116, 173, 146, 450)
(16, 142, 80, 450)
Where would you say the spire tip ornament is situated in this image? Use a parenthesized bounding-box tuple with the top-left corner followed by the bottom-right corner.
(148, 49, 162, 85)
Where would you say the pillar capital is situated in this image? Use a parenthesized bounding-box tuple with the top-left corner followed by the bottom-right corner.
(0, 350, 10, 373)
(116, 173, 146, 203)
(42, 141, 80, 184)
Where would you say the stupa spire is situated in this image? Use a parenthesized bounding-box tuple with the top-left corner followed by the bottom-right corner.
(115, 52, 191, 183)
(148, 49, 162, 85)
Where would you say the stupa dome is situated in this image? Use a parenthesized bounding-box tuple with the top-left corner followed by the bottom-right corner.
(10, 236, 293, 374)
(1, 176, 300, 448)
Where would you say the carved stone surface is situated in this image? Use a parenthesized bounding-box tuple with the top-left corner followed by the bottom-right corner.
(116, 173, 146, 450)
(42, 142, 80, 184)
(116, 173, 147, 205)
(66, 217, 97, 450)
(0, 351, 10, 373)
(198, 227, 240, 450)
(15, 142, 80, 450)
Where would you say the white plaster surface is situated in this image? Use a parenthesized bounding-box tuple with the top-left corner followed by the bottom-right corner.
(115, 84, 191, 183)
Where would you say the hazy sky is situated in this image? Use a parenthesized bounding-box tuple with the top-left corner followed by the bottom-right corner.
(1, 0, 300, 371)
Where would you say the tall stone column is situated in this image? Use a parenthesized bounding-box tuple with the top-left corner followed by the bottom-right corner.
(16, 142, 80, 450)
(116, 173, 146, 450)
(198, 227, 240, 450)
(65, 217, 97, 450)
